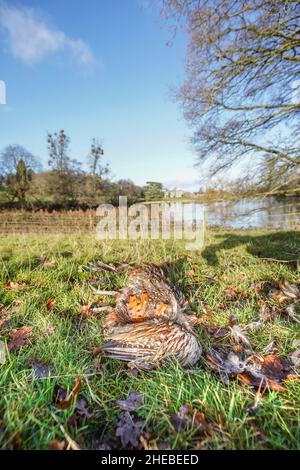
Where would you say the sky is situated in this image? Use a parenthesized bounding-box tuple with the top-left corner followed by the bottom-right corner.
(0, 0, 201, 191)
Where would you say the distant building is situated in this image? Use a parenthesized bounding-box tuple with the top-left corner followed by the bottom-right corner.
(164, 188, 184, 198)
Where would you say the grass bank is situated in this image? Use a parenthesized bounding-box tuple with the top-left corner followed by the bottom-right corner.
(0, 229, 299, 450)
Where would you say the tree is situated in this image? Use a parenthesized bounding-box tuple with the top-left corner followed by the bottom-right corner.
(88, 138, 108, 178)
(47, 130, 81, 205)
(7, 160, 34, 207)
(47, 130, 80, 174)
(144, 181, 164, 200)
(116, 179, 142, 204)
(0, 145, 41, 176)
(0, 145, 40, 207)
(161, 0, 300, 193)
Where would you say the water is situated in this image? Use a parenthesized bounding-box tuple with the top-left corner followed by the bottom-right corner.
(169, 197, 300, 230)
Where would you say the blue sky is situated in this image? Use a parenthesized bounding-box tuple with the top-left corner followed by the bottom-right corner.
(0, 0, 201, 191)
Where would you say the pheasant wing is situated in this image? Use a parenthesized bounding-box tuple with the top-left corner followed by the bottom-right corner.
(101, 321, 172, 367)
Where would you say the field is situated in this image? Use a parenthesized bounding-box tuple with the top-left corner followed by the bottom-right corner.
(0, 229, 300, 450)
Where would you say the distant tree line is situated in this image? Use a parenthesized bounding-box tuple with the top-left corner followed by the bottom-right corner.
(0, 130, 144, 210)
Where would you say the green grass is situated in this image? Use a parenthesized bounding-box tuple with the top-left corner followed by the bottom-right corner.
(0, 229, 299, 450)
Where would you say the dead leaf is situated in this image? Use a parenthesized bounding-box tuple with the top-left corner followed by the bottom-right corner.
(238, 373, 288, 393)
(41, 325, 56, 336)
(48, 439, 66, 450)
(4, 281, 26, 290)
(53, 378, 81, 410)
(270, 280, 300, 304)
(206, 348, 294, 393)
(170, 404, 212, 435)
(28, 358, 54, 379)
(224, 286, 245, 301)
(115, 411, 144, 448)
(229, 315, 238, 326)
(67, 395, 93, 429)
(0, 307, 10, 330)
(8, 326, 33, 351)
(117, 391, 143, 411)
(197, 306, 216, 326)
(81, 305, 91, 317)
(46, 299, 56, 311)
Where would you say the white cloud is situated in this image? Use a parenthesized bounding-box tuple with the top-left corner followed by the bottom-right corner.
(0, 1, 95, 65)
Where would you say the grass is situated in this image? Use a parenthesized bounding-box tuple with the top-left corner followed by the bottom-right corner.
(0, 228, 299, 450)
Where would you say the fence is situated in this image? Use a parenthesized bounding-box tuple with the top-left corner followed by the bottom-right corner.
(0, 210, 97, 234)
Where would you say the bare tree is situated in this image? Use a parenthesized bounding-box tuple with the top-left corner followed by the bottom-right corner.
(88, 138, 108, 178)
(161, 0, 300, 193)
(0, 145, 41, 176)
(47, 130, 82, 205)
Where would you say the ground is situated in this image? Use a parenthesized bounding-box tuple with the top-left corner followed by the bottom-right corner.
(0, 228, 299, 450)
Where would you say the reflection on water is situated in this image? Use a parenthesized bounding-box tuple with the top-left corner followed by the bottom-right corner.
(170, 197, 300, 230)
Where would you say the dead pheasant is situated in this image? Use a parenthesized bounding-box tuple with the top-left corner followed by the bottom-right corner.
(87, 263, 202, 370)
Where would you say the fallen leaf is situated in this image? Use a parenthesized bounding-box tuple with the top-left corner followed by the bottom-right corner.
(67, 395, 93, 429)
(115, 411, 144, 448)
(126, 367, 139, 378)
(46, 299, 56, 311)
(41, 325, 56, 336)
(82, 305, 91, 317)
(28, 359, 54, 379)
(170, 404, 212, 435)
(229, 315, 238, 326)
(170, 404, 190, 432)
(0, 307, 10, 330)
(8, 326, 33, 351)
(270, 280, 300, 304)
(206, 326, 228, 339)
(197, 306, 216, 326)
(238, 373, 288, 393)
(48, 439, 66, 450)
(53, 378, 81, 410)
(4, 281, 26, 290)
(116, 391, 143, 411)
(224, 286, 245, 301)
(207, 346, 295, 393)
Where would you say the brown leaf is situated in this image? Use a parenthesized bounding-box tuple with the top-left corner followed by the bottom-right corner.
(4, 281, 26, 290)
(206, 348, 293, 393)
(238, 373, 288, 392)
(44, 259, 57, 267)
(206, 326, 228, 339)
(260, 354, 284, 377)
(0, 307, 10, 330)
(197, 306, 216, 325)
(229, 315, 238, 326)
(285, 374, 300, 383)
(53, 378, 82, 410)
(8, 326, 33, 351)
(224, 286, 245, 301)
(81, 305, 91, 317)
(48, 439, 66, 450)
(270, 280, 300, 304)
(46, 299, 56, 311)
(254, 282, 263, 295)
